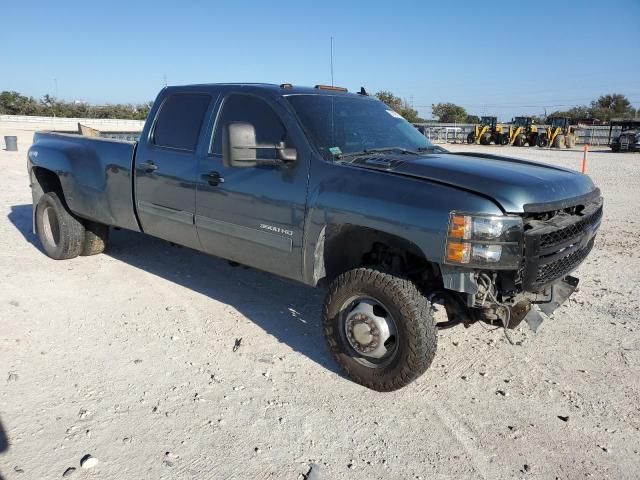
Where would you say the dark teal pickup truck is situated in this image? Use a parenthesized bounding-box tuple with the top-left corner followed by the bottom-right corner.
(27, 83, 603, 391)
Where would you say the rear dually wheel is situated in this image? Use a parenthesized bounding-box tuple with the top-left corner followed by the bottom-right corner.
(35, 192, 85, 260)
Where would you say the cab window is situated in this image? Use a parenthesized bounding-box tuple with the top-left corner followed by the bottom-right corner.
(153, 94, 211, 151)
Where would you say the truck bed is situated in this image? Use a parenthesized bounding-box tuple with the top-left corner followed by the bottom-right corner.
(29, 131, 141, 231)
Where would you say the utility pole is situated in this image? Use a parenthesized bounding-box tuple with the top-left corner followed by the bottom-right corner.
(330, 37, 334, 87)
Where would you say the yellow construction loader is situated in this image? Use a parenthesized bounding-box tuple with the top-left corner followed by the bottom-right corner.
(505, 116, 539, 147)
(467, 116, 506, 145)
(537, 117, 577, 148)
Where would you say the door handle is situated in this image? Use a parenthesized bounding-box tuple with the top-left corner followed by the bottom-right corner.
(139, 160, 158, 173)
(204, 171, 224, 186)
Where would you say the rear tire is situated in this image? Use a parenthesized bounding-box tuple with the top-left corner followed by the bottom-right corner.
(480, 133, 492, 145)
(322, 268, 437, 391)
(566, 135, 576, 149)
(81, 221, 109, 256)
(35, 192, 85, 260)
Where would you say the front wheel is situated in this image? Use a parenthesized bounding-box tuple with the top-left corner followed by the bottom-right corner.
(466, 133, 476, 144)
(514, 134, 526, 147)
(553, 134, 566, 148)
(322, 268, 437, 391)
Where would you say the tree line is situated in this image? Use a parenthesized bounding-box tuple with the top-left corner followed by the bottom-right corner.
(375, 91, 637, 124)
(1, 89, 636, 125)
(0, 91, 152, 120)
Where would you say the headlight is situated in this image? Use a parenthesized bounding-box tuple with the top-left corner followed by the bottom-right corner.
(445, 213, 522, 268)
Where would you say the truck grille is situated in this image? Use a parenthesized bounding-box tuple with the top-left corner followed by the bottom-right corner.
(538, 206, 603, 249)
(533, 237, 595, 287)
(521, 198, 602, 291)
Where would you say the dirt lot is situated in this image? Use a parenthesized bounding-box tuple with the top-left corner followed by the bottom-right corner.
(1, 121, 639, 479)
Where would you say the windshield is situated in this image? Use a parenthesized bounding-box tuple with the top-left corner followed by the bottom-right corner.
(285, 94, 434, 160)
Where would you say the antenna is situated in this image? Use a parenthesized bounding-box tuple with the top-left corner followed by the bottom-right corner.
(163, 74, 167, 87)
(330, 37, 334, 87)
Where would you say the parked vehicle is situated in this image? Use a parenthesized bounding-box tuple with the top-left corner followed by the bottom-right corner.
(537, 116, 577, 148)
(28, 83, 603, 391)
(467, 116, 507, 145)
(506, 116, 538, 147)
(609, 119, 640, 152)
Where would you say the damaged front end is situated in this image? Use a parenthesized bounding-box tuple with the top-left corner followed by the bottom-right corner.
(436, 193, 603, 332)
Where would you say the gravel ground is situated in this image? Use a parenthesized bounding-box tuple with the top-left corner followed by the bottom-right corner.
(1, 122, 639, 479)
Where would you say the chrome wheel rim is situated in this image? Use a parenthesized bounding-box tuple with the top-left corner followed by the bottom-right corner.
(41, 206, 60, 247)
(340, 296, 399, 368)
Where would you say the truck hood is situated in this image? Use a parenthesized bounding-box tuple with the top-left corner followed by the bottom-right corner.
(345, 151, 598, 213)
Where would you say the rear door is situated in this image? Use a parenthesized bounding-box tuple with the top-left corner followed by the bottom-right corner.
(135, 93, 213, 249)
(194, 92, 309, 281)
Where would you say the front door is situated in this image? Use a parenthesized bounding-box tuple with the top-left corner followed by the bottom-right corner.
(195, 93, 309, 281)
(135, 92, 213, 249)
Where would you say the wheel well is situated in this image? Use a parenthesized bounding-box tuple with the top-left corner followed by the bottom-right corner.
(316, 224, 440, 288)
(32, 167, 64, 198)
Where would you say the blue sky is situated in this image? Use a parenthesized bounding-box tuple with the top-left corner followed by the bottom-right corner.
(3, 0, 639, 120)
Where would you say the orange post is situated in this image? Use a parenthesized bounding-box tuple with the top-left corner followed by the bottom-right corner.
(582, 144, 589, 174)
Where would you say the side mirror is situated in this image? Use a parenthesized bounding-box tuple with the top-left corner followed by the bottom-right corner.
(223, 122, 258, 168)
(223, 122, 297, 168)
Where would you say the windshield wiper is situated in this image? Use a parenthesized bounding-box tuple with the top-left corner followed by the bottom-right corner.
(337, 147, 420, 159)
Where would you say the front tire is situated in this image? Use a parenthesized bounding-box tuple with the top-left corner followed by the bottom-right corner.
(514, 134, 526, 147)
(322, 268, 437, 391)
(553, 134, 566, 148)
(35, 192, 85, 260)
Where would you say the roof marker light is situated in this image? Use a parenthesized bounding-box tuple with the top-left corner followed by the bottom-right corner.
(314, 85, 348, 92)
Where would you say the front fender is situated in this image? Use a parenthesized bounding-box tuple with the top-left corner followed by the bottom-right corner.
(301, 162, 503, 285)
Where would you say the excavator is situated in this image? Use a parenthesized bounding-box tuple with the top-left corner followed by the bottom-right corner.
(537, 117, 577, 148)
(467, 116, 506, 145)
(505, 116, 538, 147)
